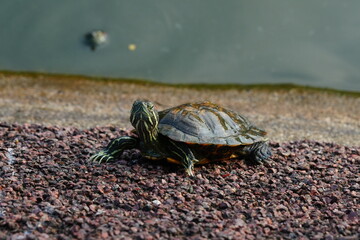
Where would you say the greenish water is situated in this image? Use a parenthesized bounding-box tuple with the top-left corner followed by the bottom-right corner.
(1, 0, 360, 92)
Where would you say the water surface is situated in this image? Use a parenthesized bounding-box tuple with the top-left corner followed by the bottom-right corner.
(1, 0, 360, 91)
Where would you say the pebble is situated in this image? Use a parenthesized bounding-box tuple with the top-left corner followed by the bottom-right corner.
(0, 123, 358, 239)
(152, 200, 161, 206)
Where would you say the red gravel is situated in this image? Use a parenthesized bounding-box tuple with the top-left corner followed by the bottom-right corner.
(0, 123, 359, 239)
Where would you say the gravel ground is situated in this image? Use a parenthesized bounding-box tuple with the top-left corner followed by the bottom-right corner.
(0, 123, 359, 239)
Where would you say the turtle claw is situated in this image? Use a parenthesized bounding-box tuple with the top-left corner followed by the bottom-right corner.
(105, 156, 114, 163)
(89, 154, 96, 162)
(89, 151, 114, 163)
(185, 165, 195, 177)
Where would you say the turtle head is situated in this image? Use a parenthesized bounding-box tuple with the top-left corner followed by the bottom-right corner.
(130, 100, 159, 143)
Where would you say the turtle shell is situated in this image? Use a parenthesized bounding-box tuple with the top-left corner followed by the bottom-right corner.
(158, 101, 267, 146)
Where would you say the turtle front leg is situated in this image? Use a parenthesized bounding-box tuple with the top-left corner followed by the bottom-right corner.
(90, 136, 139, 163)
(166, 139, 198, 177)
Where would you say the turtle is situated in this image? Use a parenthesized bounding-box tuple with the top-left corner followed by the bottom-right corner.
(85, 30, 108, 51)
(90, 100, 272, 176)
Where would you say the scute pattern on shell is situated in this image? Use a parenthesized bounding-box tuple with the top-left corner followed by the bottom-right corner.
(158, 102, 267, 145)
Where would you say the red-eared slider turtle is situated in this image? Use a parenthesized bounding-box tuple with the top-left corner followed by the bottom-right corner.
(90, 100, 272, 176)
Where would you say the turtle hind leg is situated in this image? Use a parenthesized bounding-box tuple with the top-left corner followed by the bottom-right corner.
(242, 141, 272, 164)
(90, 136, 139, 163)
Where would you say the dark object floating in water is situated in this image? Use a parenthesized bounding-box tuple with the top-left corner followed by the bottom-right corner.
(84, 30, 108, 51)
